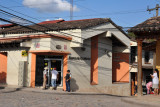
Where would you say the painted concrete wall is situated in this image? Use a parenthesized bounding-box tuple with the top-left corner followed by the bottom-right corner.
(0, 24, 130, 96)
(112, 53, 130, 82)
(29, 36, 71, 52)
(68, 38, 91, 92)
(7, 50, 27, 85)
(98, 36, 112, 85)
(30, 38, 51, 51)
(68, 35, 130, 96)
(0, 49, 28, 86)
(82, 23, 130, 47)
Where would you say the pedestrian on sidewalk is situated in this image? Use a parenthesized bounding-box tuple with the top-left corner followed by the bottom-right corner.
(42, 66, 48, 90)
(150, 69, 159, 95)
(51, 67, 58, 90)
(65, 70, 71, 92)
(146, 81, 152, 94)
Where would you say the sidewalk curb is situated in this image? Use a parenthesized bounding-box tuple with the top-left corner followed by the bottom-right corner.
(121, 97, 160, 107)
(1, 86, 125, 96)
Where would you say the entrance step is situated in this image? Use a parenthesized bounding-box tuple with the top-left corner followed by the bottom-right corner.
(35, 86, 63, 91)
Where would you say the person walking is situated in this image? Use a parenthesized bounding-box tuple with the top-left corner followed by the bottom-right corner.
(51, 67, 58, 90)
(150, 69, 159, 95)
(65, 70, 71, 92)
(42, 66, 48, 90)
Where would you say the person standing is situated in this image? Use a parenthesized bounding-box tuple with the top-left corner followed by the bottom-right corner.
(65, 70, 71, 92)
(42, 66, 48, 90)
(51, 67, 58, 90)
(150, 69, 159, 95)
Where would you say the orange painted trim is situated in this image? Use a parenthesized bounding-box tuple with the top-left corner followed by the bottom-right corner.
(0, 52, 7, 84)
(91, 36, 98, 85)
(63, 55, 68, 91)
(30, 52, 69, 88)
(112, 53, 129, 82)
(30, 53, 36, 88)
(0, 34, 72, 41)
(29, 50, 71, 54)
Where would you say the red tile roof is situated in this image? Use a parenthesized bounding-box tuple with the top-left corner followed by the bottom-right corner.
(0, 18, 128, 38)
(38, 20, 64, 24)
(129, 16, 160, 32)
(0, 24, 16, 28)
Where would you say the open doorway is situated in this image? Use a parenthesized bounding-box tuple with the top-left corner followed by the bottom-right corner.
(35, 55, 63, 87)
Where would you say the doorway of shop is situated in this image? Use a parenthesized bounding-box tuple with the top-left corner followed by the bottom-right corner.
(44, 58, 63, 87)
(35, 55, 63, 87)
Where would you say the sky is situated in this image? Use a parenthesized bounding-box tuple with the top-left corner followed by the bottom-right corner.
(0, 0, 160, 29)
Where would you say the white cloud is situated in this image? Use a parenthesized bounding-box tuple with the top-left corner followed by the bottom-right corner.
(45, 19, 50, 21)
(11, 17, 29, 25)
(23, 0, 79, 13)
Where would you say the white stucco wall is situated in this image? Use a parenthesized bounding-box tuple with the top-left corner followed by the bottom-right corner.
(68, 38, 91, 91)
(67, 35, 130, 96)
(0, 48, 28, 85)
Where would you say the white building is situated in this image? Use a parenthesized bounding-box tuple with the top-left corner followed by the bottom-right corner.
(0, 18, 131, 96)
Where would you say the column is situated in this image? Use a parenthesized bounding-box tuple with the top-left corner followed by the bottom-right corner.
(156, 39, 160, 89)
(137, 40, 143, 96)
(30, 53, 36, 88)
(63, 54, 68, 91)
(91, 36, 98, 85)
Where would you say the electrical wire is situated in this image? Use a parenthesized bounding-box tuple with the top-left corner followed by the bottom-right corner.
(0, 2, 147, 30)
(0, 8, 154, 53)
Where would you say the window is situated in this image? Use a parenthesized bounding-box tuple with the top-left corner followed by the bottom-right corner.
(144, 51, 150, 63)
(130, 46, 137, 63)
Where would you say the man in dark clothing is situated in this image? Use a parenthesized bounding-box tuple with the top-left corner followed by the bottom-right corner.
(65, 70, 71, 92)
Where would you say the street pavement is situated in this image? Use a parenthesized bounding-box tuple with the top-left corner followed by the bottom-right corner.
(122, 94, 160, 107)
(0, 86, 153, 107)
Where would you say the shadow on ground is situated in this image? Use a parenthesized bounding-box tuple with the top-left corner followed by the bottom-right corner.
(0, 86, 5, 90)
(1, 87, 26, 93)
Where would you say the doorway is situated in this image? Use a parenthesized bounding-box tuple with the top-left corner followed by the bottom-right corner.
(35, 55, 63, 87)
(44, 58, 63, 87)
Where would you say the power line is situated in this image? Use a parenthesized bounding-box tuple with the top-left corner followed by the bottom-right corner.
(0, 2, 147, 29)
(32, 10, 147, 19)
(0, 9, 130, 51)
(0, 3, 136, 34)
(0, 7, 130, 33)
(1, 7, 156, 49)
(0, 5, 41, 22)
(147, 4, 160, 17)
(75, 3, 98, 13)
(0, 0, 147, 28)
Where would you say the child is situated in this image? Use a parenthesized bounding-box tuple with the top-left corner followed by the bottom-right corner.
(146, 81, 152, 94)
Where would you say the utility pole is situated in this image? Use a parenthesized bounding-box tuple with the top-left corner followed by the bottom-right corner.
(147, 4, 160, 17)
(70, 0, 73, 20)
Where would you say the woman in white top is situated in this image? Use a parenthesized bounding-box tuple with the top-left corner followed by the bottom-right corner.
(150, 69, 159, 95)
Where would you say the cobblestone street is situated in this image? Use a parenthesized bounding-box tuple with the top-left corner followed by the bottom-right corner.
(0, 87, 147, 107)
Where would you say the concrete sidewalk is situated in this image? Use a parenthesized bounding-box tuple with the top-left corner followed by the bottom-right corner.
(122, 95, 160, 107)
(0, 85, 111, 95)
